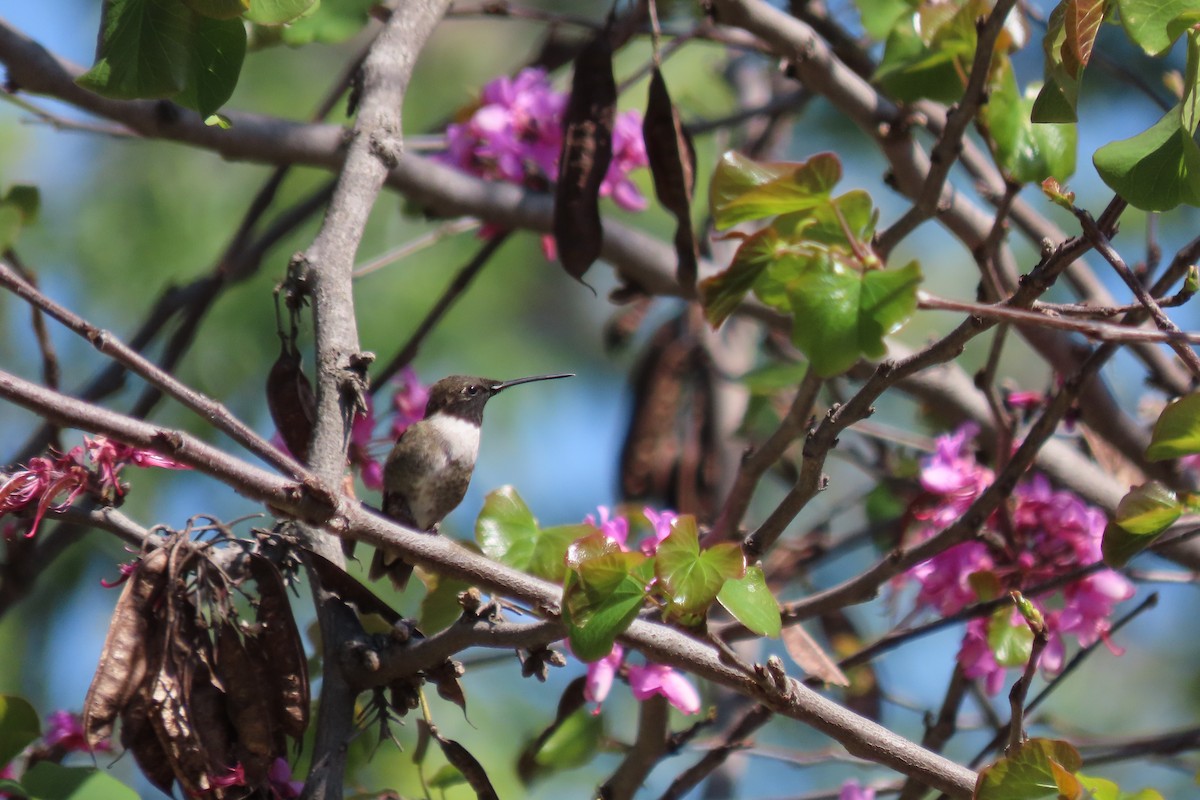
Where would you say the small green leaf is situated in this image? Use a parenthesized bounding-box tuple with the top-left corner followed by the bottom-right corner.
(173, 13, 246, 117)
(986, 607, 1033, 668)
(654, 516, 744, 625)
(984, 64, 1077, 182)
(563, 543, 650, 662)
(1040, 177, 1076, 209)
(1116, 0, 1200, 56)
(427, 764, 466, 789)
(699, 228, 784, 326)
(19, 764, 140, 800)
(1032, 3, 1080, 123)
(717, 565, 780, 637)
(532, 706, 603, 771)
(1147, 391, 1200, 460)
(181, 0, 249, 19)
(738, 361, 809, 395)
(856, 0, 913, 40)
(0, 779, 24, 797)
(788, 258, 921, 377)
(1103, 482, 1182, 566)
(975, 738, 1083, 800)
(245, 0, 317, 24)
(1077, 773, 1166, 800)
(710, 151, 841, 229)
(280, 0, 376, 45)
(0, 185, 40, 252)
(0, 695, 39, 766)
(418, 570, 473, 634)
(78, 0, 194, 100)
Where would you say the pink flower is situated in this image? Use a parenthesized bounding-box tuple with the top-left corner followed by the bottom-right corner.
(86, 436, 189, 496)
(0, 451, 90, 537)
(348, 396, 383, 491)
(391, 368, 430, 439)
(267, 758, 304, 799)
(585, 506, 629, 550)
(627, 663, 701, 715)
(956, 619, 1007, 696)
(100, 558, 139, 588)
(439, 67, 648, 260)
(584, 645, 623, 712)
(640, 507, 678, 556)
(839, 779, 876, 800)
(43, 710, 103, 753)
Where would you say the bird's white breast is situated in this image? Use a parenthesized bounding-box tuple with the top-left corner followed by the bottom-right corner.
(427, 413, 481, 464)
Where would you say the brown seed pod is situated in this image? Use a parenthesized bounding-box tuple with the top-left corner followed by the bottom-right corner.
(266, 341, 316, 462)
(214, 620, 279, 785)
(305, 549, 402, 624)
(83, 547, 169, 749)
(428, 722, 500, 800)
(119, 690, 176, 796)
(248, 554, 309, 740)
(553, 31, 616, 283)
(644, 66, 698, 290)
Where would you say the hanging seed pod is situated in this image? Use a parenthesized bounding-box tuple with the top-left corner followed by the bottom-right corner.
(644, 66, 698, 290)
(83, 548, 169, 748)
(428, 722, 500, 800)
(214, 620, 279, 785)
(554, 31, 616, 282)
(248, 554, 310, 740)
(119, 691, 176, 796)
(266, 341, 316, 462)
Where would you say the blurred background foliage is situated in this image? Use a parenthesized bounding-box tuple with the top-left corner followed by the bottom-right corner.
(2, 0, 1200, 797)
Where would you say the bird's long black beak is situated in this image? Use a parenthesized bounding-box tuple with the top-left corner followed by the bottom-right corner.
(493, 373, 574, 392)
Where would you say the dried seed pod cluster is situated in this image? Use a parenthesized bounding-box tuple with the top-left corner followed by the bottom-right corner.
(83, 536, 309, 798)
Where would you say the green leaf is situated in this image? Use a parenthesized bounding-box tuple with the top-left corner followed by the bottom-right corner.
(563, 537, 650, 662)
(181, 0, 249, 19)
(474, 486, 583, 581)
(986, 607, 1034, 668)
(1116, 0, 1200, 55)
(281, 0, 376, 45)
(654, 516, 744, 625)
(78, 0, 194, 100)
(699, 228, 783, 326)
(1032, 3, 1080, 123)
(1062, 0, 1110, 78)
(1147, 391, 1200, 460)
(1102, 482, 1182, 566)
(173, 13, 246, 117)
(975, 738, 1083, 800)
(418, 570, 473, 634)
(984, 64, 1077, 182)
(19, 764, 139, 800)
(245, 0, 317, 24)
(717, 565, 781, 637)
(873, 5, 978, 104)
(0, 695, 40, 767)
(710, 151, 841, 229)
(1093, 107, 1200, 211)
(1077, 773, 1166, 800)
(532, 706, 603, 771)
(738, 361, 809, 395)
(788, 258, 922, 377)
(855, 0, 913, 40)
(0, 779, 25, 798)
(0, 185, 40, 252)
(428, 764, 466, 789)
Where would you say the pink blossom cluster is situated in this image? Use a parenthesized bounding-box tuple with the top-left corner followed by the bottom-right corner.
(212, 757, 303, 799)
(0, 710, 108, 795)
(346, 368, 430, 491)
(905, 424, 1133, 693)
(574, 506, 701, 716)
(440, 67, 649, 257)
(0, 437, 187, 538)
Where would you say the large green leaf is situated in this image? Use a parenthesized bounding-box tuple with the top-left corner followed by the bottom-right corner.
(181, 0, 249, 19)
(19, 764, 140, 800)
(173, 13, 246, 117)
(984, 65, 1077, 182)
(245, 0, 317, 24)
(1103, 482, 1183, 566)
(475, 486, 584, 581)
(78, 0, 195, 100)
(873, 3, 980, 104)
(975, 738, 1083, 800)
(699, 228, 785, 326)
(1146, 390, 1200, 460)
(788, 259, 922, 377)
(654, 516, 744, 625)
(716, 565, 780, 637)
(0, 695, 40, 767)
(1093, 108, 1200, 211)
(1116, 0, 1200, 55)
(710, 151, 841, 229)
(855, 0, 913, 40)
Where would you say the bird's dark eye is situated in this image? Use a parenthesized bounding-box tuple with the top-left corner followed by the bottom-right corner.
(466, 385, 480, 396)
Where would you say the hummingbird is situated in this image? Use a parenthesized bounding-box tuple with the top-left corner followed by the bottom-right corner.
(371, 372, 574, 589)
